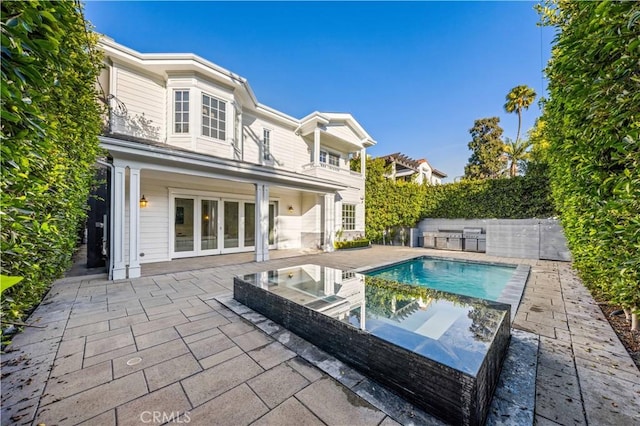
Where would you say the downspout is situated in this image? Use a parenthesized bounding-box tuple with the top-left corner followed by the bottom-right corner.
(97, 158, 114, 280)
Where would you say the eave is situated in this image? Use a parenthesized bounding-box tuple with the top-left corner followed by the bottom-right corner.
(100, 135, 348, 193)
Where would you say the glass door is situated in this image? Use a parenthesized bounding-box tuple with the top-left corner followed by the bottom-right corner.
(268, 202, 277, 248)
(174, 198, 195, 256)
(244, 203, 255, 247)
(223, 201, 239, 250)
(201, 199, 218, 253)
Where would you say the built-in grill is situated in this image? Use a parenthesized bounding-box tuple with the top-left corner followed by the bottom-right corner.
(436, 230, 463, 251)
(463, 228, 486, 252)
(422, 231, 439, 248)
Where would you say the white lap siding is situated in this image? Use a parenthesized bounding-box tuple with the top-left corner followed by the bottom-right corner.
(113, 64, 166, 141)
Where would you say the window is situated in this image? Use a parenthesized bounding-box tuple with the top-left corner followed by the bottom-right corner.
(320, 150, 340, 167)
(263, 129, 271, 161)
(201, 93, 226, 140)
(342, 204, 356, 231)
(174, 90, 189, 133)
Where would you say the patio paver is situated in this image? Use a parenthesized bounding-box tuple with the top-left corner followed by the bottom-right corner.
(1, 246, 639, 425)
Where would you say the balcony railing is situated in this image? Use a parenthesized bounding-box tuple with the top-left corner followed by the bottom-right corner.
(301, 162, 363, 178)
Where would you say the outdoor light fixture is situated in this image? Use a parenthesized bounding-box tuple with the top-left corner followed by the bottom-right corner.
(140, 195, 148, 208)
(288, 205, 294, 213)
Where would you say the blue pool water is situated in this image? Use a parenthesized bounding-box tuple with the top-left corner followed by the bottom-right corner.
(366, 257, 516, 301)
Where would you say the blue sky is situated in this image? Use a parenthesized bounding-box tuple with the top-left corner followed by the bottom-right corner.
(84, 1, 554, 181)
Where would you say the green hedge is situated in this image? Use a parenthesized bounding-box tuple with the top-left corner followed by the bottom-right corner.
(423, 173, 555, 219)
(539, 1, 639, 314)
(1, 2, 104, 324)
(334, 239, 371, 250)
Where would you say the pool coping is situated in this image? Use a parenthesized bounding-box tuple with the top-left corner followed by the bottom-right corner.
(354, 255, 531, 322)
(215, 293, 538, 426)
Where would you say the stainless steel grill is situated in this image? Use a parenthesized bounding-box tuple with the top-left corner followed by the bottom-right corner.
(463, 228, 486, 252)
(422, 232, 438, 248)
(436, 230, 463, 251)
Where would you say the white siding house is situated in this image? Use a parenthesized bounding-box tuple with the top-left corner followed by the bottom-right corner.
(97, 37, 375, 280)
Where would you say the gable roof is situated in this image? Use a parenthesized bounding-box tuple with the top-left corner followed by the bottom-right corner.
(379, 153, 447, 178)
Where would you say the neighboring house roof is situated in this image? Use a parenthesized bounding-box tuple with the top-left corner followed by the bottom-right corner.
(379, 153, 447, 178)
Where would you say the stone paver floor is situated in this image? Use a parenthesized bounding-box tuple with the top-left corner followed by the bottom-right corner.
(1, 246, 639, 425)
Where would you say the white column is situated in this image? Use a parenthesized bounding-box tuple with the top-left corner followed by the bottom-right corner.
(255, 183, 270, 262)
(111, 165, 127, 280)
(313, 127, 320, 166)
(128, 167, 141, 278)
(360, 148, 366, 176)
(323, 193, 335, 252)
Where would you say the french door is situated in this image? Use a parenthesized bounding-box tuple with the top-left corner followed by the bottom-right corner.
(171, 195, 276, 258)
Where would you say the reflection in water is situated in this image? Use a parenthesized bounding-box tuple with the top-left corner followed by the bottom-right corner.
(243, 265, 509, 376)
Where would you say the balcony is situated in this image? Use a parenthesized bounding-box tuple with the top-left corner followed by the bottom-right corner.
(300, 163, 364, 189)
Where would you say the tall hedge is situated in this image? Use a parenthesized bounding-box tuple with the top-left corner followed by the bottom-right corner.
(1, 1, 104, 323)
(361, 158, 428, 242)
(539, 1, 639, 318)
(423, 173, 555, 219)
(359, 157, 554, 240)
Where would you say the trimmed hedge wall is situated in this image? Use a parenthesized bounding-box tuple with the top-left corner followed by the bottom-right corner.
(423, 173, 555, 219)
(1, 2, 104, 325)
(539, 1, 639, 317)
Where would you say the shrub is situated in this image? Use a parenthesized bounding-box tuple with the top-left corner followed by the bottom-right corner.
(334, 239, 371, 250)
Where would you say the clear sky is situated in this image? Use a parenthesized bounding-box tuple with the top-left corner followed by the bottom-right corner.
(84, 1, 554, 181)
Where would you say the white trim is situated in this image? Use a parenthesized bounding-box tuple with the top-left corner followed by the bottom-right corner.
(112, 165, 126, 279)
(128, 168, 141, 278)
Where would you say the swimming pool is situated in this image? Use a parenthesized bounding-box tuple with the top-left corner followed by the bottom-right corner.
(366, 256, 517, 301)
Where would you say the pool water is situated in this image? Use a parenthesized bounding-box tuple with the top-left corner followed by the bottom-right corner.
(366, 257, 516, 301)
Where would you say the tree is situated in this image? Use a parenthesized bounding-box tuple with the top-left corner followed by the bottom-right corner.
(464, 117, 506, 180)
(502, 137, 532, 177)
(538, 0, 639, 330)
(504, 85, 537, 144)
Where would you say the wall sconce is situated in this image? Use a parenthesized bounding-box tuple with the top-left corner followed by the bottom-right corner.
(288, 205, 294, 213)
(140, 195, 148, 208)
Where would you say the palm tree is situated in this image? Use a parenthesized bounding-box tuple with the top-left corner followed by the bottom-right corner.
(503, 138, 532, 177)
(504, 85, 537, 144)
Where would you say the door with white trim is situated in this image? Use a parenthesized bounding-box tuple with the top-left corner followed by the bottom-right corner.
(171, 194, 277, 258)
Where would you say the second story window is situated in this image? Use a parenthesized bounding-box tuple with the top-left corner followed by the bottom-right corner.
(174, 90, 189, 133)
(202, 93, 226, 140)
(263, 129, 271, 161)
(320, 150, 340, 167)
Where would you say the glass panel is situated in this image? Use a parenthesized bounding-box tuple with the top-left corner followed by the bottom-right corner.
(244, 203, 255, 247)
(219, 101, 226, 112)
(219, 130, 225, 140)
(175, 91, 182, 101)
(201, 200, 218, 251)
(224, 201, 239, 248)
(174, 198, 194, 252)
(268, 203, 276, 245)
(184, 124, 189, 133)
(183, 91, 189, 101)
(202, 126, 209, 137)
(203, 95, 210, 106)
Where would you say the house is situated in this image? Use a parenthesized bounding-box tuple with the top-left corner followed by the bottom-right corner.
(96, 37, 375, 280)
(378, 153, 446, 185)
